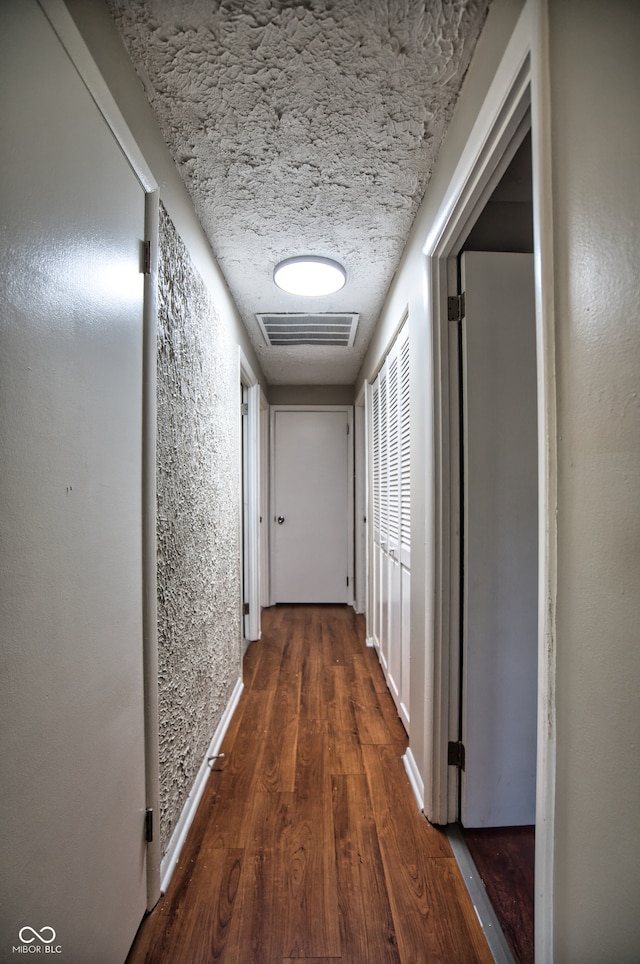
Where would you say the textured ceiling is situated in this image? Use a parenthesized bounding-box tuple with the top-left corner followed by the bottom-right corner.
(107, 0, 491, 384)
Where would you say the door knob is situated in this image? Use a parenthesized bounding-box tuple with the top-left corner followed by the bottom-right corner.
(277, 516, 285, 524)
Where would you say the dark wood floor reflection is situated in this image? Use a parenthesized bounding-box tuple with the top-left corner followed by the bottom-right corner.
(463, 825, 535, 964)
(127, 604, 493, 963)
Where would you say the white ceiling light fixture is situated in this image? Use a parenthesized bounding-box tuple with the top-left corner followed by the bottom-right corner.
(273, 256, 346, 297)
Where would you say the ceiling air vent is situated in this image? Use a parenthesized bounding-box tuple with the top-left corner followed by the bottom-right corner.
(256, 313, 359, 349)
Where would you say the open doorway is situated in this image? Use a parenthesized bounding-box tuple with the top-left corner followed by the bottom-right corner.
(456, 132, 536, 964)
(445, 131, 536, 964)
(420, 11, 557, 960)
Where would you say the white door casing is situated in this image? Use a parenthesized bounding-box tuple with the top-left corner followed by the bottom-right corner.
(241, 381, 250, 639)
(259, 391, 270, 610)
(421, 30, 557, 948)
(460, 251, 538, 828)
(354, 383, 368, 616)
(271, 407, 353, 604)
(240, 350, 261, 642)
(0, 0, 157, 956)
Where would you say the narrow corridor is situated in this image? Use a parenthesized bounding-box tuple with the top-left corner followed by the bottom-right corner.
(126, 605, 492, 963)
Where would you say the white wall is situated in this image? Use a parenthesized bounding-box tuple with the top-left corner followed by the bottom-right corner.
(548, 2, 640, 959)
(269, 385, 355, 406)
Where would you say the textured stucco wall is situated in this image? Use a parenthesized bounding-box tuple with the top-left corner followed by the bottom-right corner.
(156, 203, 242, 854)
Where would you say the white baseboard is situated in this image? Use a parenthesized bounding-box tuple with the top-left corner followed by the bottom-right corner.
(365, 635, 376, 648)
(402, 746, 424, 812)
(160, 676, 244, 893)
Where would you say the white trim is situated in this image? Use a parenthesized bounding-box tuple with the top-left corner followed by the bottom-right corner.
(422, 11, 532, 258)
(530, 2, 557, 959)
(141, 191, 161, 910)
(402, 748, 424, 812)
(269, 405, 354, 606)
(365, 379, 375, 645)
(354, 383, 368, 615)
(422, 0, 557, 957)
(259, 391, 270, 611)
(238, 349, 259, 393)
(160, 677, 244, 893)
(424, 0, 536, 824)
(239, 350, 261, 642)
(38, 0, 157, 193)
(368, 307, 411, 386)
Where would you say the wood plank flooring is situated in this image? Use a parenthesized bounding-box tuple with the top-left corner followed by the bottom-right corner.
(127, 605, 494, 964)
(462, 826, 535, 964)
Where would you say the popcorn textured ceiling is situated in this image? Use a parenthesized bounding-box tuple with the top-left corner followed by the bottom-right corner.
(106, 0, 490, 384)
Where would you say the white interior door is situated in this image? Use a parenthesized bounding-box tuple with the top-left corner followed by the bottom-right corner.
(272, 408, 350, 603)
(0, 2, 148, 956)
(460, 251, 538, 828)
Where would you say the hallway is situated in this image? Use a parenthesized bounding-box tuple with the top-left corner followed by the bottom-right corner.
(127, 605, 492, 963)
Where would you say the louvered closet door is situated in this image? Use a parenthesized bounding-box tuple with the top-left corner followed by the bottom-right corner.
(398, 324, 411, 725)
(386, 345, 402, 705)
(370, 320, 411, 727)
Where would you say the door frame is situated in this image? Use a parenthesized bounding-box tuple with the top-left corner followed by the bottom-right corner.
(269, 405, 354, 606)
(354, 383, 368, 616)
(39, 0, 162, 910)
(240, 349, 262, 642)
(422, 0, 557, 957)
(259, 390, 270, 610)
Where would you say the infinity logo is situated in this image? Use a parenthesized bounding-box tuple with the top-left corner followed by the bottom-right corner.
(18, 927, 56, 945)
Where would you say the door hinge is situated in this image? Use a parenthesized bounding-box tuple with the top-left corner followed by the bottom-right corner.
(145, 808, 154, 843)
(241, 402, 248, 416)
(243, 602, 249, 616)
(142, 240, 152, 275)
(447, 740, 466, 770)
(447, 292, 465, 322)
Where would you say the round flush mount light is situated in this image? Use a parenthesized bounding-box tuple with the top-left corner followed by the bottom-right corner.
(273, 256, 346, 297)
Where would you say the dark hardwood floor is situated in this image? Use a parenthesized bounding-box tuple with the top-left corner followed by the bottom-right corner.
(462, 826, 535, 964)
(127, 605, 493, 963)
